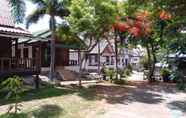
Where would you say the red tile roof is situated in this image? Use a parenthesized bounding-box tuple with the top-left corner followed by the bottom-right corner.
(0, 0, 31, 37)
(0, 26, 31, 36)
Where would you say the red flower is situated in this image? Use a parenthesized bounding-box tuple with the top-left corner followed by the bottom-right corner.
(128, 26, 141, 37)
(118, 22, 129, 32)
(160, 10, 172, 20)
(113, 22, 129, 32)
(135, 21, 143, 29)
(136, 10, 150, 21)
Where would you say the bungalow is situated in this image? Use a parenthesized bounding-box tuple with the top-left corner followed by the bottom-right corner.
(0, 0, 40, 78)
(14, 28, 84, 74)
(67, 39, 144, 72)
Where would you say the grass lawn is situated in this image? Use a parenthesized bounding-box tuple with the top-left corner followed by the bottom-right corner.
(0, 84, 106, 118)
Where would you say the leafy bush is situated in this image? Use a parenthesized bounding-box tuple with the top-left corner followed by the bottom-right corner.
(1, 75, 23, 114)
(160, 68, 171, 82)
(160, 68, 170, 77)
(105, 68, 116, 82)
(124, 68, 131, 76)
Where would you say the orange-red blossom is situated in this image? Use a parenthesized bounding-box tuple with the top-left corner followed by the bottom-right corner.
(160, 10, 172, 20)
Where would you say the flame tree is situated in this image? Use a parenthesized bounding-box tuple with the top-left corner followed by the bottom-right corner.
(113, 9, 172, 81)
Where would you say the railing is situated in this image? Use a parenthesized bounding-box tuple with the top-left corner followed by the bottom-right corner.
(0, 57, 38, 72)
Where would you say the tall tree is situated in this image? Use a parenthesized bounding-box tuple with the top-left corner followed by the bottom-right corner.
(66, 0, 117, 85)
(26, 0, 69, 80)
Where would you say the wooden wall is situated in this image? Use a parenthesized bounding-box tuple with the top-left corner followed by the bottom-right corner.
(39, 42, 69, 67)
(0, 37, 12, 57)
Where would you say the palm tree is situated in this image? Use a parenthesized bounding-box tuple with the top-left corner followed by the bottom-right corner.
(26, 0, 70, 80)
(8, 0, 26, 23)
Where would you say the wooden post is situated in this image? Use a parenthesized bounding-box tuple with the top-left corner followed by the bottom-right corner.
(34, 44, 41, 89)
(15, 39, 18, 68)
(34, 74, 40, 89)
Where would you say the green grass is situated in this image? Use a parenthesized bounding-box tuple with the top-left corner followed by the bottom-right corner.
(0, 85, 105, 118)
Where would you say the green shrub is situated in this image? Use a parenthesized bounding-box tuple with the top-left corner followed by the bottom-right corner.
(124, 68, 131, 76)
(160, 68, 170, 77)
(105, 68, 116, 82)
(1, 75, 23, 114)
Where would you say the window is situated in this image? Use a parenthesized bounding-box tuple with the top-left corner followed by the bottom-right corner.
(69, 60, 78, 65)
(94, 55, 98, 63)
(106, 56, 109, 65)
(111, 56, 114, 65)
(89, 55, 98, 66)
(125, 59, 128, 66)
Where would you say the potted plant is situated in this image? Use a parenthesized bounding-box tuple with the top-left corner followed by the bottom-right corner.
(160, 68, 170, 82)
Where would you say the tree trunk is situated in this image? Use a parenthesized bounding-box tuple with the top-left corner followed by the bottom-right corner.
(151, 43, 157, 81)
(78, 50, 82, 86)
(149, 42, 157, 82)
(146, 44, 153, 81)
(114, 36, 119, 80)
(98, 39, 101, 75)
(49, 16, 56, 81)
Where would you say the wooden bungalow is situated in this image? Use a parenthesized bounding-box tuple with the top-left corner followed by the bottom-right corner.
(15, 28, 84, 71)
(0, 0, 40, 79)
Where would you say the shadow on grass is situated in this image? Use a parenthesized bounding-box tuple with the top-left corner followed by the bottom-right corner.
(79, 84, 164, 105)
(0, 113, 27, 118)
(0, 81, 181, 107)
(31, 104, 63, 118)
(0, 85, 76, 106)
(0, 104, 63, 118)
(167, 100, 186, 113)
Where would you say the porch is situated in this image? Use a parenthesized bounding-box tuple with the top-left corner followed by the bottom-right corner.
(0, 57, 39, 77)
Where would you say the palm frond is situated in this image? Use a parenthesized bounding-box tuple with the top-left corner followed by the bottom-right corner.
(29, 0, 47, 7)
(55, 1, 70, 18)
(9, 0, 26, 23)
(26, 8, 46, 28)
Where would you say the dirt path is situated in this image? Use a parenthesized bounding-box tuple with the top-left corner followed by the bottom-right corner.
(98, 83, 186, 118)
(94, 72, 186, 118)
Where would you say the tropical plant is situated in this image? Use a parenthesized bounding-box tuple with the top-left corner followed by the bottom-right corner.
(8, 0, 26, 23)
(1, 76, 23, 114)
(26, 0, 70, 80)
